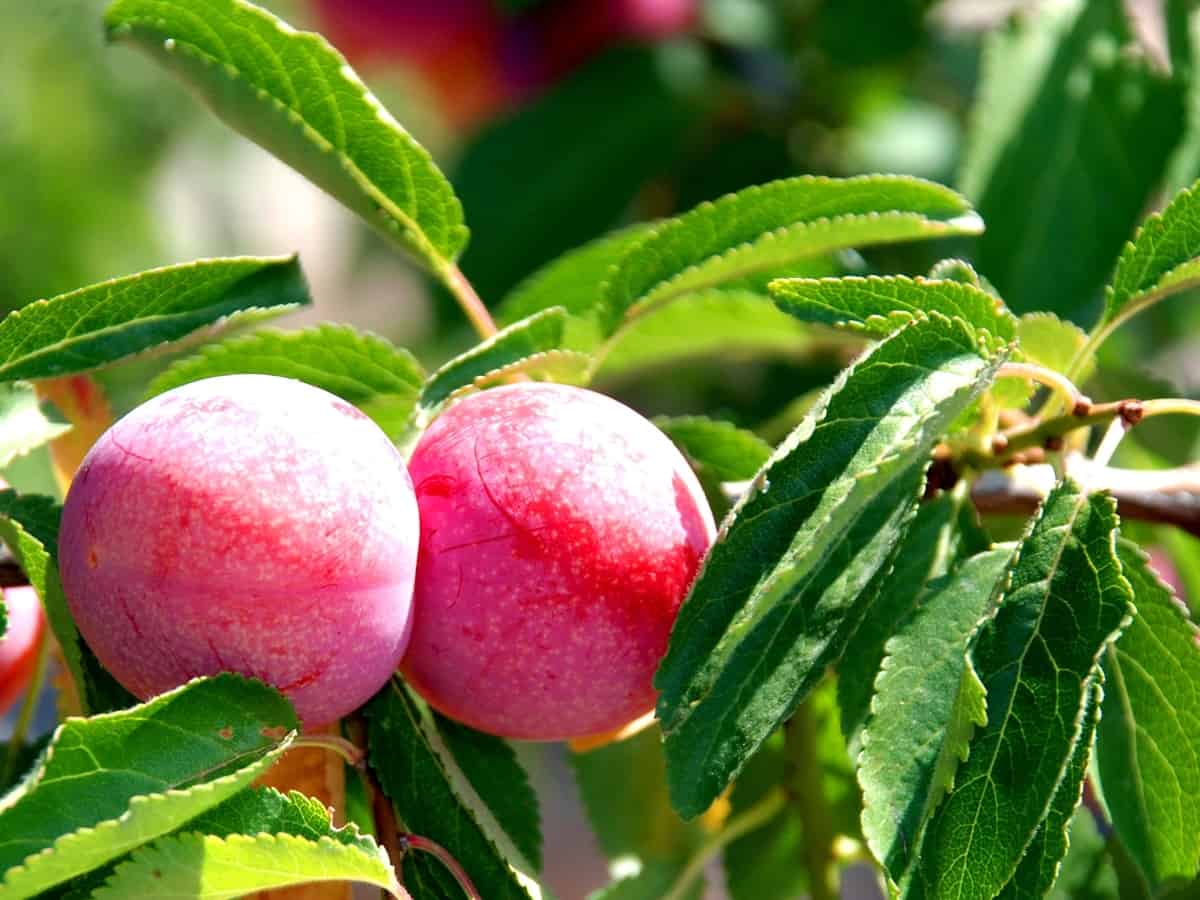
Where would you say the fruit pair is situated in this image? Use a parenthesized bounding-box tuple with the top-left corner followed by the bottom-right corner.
(57, 375, 715, 739)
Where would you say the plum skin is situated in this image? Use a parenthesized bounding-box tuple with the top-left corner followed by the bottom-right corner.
(402, 382, 716, 741)
(58, 374, 419, 727)
(0, 587, 46, 716)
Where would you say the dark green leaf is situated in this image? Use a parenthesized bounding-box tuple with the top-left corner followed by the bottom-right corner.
(0, 257, 309, 382)
(961, 0, 1185, 318)
(105, 0, 467, 278)
(907, 481, 1133, 899)
(0, 491, 133, 715)
(838, 492, 990, 752)
(419, 308, 569, 413)
(1096, 542, 1200, 886)
(602, 175, 983, 334)
(997, 681, 1101, 899)
(655, 314, 1007, 818)
(1048, 809, 1120, 900)
(146, 324, 425, 443)
(366, 681, 535, 900)
(654, 416, 772, 483)
(0, 675, 297, 900)
(771, 275, 1015, 347)
(0, 384, 70, 469)
(433, 714, 542, 873)
(860, 547, 1013, 881)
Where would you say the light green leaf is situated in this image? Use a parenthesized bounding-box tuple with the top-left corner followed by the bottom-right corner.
(366, 681, 535, 900)
(90, 788, 400, 899)
(419, 308, 569, 414)
(588, 862, 699, 900)
(960, 0, 1185, 318)
(1096, 541, 1200, 887)
(907, 481, 1133, 900)
(1016, 312, 1093, 380)
(0, 384, 70, 469)
(838, 492, 990, 753)
(0, 257, 309, 383)
(0, 491, 133, 715)
(770, 275, 1016, 347)
(1103, 178, 1200, 334)
(926, 259, 995, 293)
(655, 313, 1007, 819)
(859, 547, 1012, 881)
(104, 0, 467, 279)
(996, 680, 1101, 900)
(145, 324, 425, 442)
(601, 175, 982, 334)
(654, 416, 772, 483)
(0, 675, 297, 900)
(434, 714, 543, 873)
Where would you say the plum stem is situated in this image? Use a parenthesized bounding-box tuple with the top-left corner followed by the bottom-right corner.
(290, 733, 365, 769)
(446, 264, 498, 340)
(1, 624, 50, 786)
(400, 834, 483, 900)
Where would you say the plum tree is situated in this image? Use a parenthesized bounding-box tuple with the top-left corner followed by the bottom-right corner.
(58, 374, 419, 726)
(402, 383, 716, 740)
(0, 587, 46, 717)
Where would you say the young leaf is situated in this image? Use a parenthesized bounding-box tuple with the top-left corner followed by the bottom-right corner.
(655, 313, 1008, 819)
(654, 416, 772, 483)
(1103, 178, 1200, 334)
(89, 789, 401, 899)
(0, 491, 133, 715)
(146, 324, 425, 442)
(1015, 312, 1093, 379)
(907, 481, 1133, 900)
(0, 257, 309, 383)
(366, 681, 536, 900)
(1096, 542, 1200, 887)
(0, 383, 70, 469)
(600, 175, 982, 334)
(104, 0, 468, 279)
(433, 714, 543, 873)
(960, 0, 1184, 318)
(838, 493, 990, 752)
(419, 308, 569, 413)
(858, 547, 1012, 881)
(996, 680, 1101, 900)
(771, 275, 1016, 346)
(0, 675, 297, 900)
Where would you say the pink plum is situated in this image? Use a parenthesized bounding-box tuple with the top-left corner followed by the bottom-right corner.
(58, 374, 419, 726)
(402, 383, 715, 740)
(0, 587, 46, 716)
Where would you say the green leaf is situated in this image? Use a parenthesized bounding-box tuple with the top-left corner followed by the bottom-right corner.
(0, 257, 309, 383)
(1015, 312, 1093, 379)
(601, 175, 983, 334)
(145, 324, 425, 443)
(1096, 541, 1200, 887)
(0, 675, 297, 900)
(90, 788, 400, 899)
(859, 547, 1012, 881)
(0, 384, 70, 469)
(960, 0, 1185, 318)
(433, 714, 542, 873)
(570, 725, 702, 866)
(0, 491, 133, 715)
(654, 416, 772, 483)
(419, 308, 569, 414)
(588, 861, 699, 900)
(1103, 179, 1200, 334)
(838, 492, 990, 753)
(1048, 809, 1120, 900)
(366, 681, 536, 900)
(655, 313, 1007, 819)
(997, 680, 1102, 900)
(104, 0, 467, 279)
(771, 275, 1016, 346)
(596, 290, 813, 380)
(907, 481, 1134, 900)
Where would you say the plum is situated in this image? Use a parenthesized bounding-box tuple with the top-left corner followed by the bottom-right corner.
(58, 374, 419, 726)
(402, 383, 715, 740)
(0, 587, 46, 716)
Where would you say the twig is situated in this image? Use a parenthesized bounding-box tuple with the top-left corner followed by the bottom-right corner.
(784, 700, 838, 900)
(998, 361, 1089, 414)
(2, 625, 50, 786)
